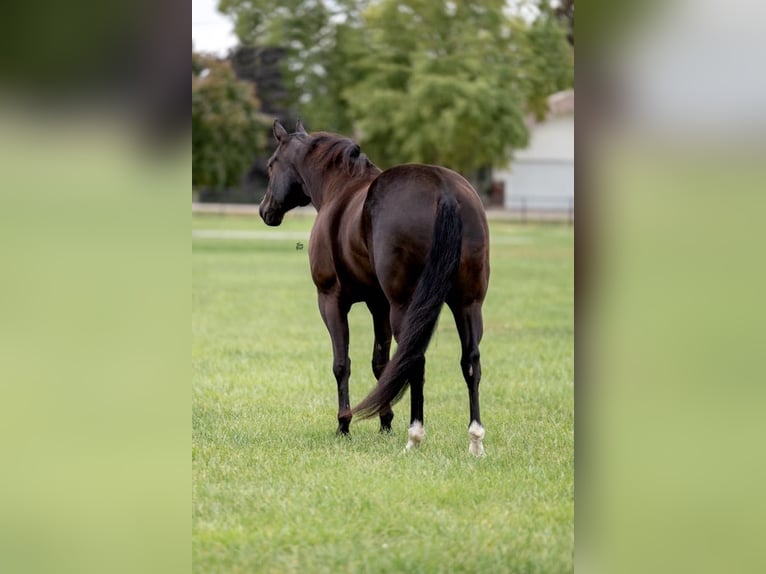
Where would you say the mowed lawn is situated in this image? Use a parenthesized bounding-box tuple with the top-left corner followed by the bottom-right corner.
(192, 212, 573, 573)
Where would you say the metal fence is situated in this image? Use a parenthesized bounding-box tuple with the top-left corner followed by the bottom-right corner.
(503, 195, 574, 223)
(192, 200, 574, 223)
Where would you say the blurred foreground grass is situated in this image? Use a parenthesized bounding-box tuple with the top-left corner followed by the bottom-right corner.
(581, 142, 766, 573)
(0, 110, 189, 574)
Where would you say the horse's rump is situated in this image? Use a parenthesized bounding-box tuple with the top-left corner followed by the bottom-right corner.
(363, 163, 489, 307)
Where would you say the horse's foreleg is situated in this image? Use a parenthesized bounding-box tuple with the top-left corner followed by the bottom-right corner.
(318, 293, 352, 435)
(367, 299, 393, 432)
(452, 302, 486, 456)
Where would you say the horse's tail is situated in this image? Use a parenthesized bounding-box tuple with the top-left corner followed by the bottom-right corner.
(353, 191, 463, 420)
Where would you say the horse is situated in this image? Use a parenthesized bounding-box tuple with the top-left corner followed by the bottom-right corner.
(260, 120, 490, 455)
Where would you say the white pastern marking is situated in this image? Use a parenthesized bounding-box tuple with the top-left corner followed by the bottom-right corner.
(404, 420, 425, 452)
(468, 421, 486, 457)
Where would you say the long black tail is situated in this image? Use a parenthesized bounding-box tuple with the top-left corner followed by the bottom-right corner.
(353, 192, 463, 420)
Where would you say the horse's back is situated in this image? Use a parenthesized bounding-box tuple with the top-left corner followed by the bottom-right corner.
(364, 164, 489, 307)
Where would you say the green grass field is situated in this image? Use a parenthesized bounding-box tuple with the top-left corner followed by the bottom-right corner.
(192, 212, 573, 573)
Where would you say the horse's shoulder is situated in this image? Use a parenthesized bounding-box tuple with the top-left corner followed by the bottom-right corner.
(308, 211, 340, 291)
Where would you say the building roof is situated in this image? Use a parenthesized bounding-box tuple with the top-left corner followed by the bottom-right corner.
(547, 89, 574, 116)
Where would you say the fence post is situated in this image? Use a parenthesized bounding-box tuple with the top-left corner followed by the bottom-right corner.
(521, 197, 527, 224)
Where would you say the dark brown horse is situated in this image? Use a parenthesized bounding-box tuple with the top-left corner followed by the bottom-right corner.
(260, 120, 489, 455)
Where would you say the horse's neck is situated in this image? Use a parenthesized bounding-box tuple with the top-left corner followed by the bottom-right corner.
(306, 168, 380, 210)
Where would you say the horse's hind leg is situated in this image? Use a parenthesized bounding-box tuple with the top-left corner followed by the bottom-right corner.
(451, 302, 486, 456)
(367, 299, 393, 432)
(390, 304, 426, 451)
(318, 293, 352, 435)
(405, 355, 426, 451)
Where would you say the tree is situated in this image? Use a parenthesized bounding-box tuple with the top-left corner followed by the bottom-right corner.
(342, 0, 533, 174)
(554, 0, 574, 46)
(192, 54, 266, 194)
(524, 2, 574, 120)
(218, 0, 366, 133)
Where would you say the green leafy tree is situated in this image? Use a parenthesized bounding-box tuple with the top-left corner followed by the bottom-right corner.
(192, 54, 266, 192)
(524, 3, 574, 120)
(218, 0, 366, 133)
(344, 0, 530, 173)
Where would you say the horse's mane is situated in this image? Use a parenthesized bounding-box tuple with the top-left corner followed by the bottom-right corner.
(306, 132, 378, 178)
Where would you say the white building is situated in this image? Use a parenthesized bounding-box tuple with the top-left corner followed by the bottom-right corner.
(494, 90, 574, 218)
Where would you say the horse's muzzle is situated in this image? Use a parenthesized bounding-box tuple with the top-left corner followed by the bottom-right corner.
(259, 202, 284, 226)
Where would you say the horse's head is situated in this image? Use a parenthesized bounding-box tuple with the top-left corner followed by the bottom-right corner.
(260, 120, 312, 226)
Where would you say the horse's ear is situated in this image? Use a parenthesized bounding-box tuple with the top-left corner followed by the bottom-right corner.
(273, 119, 288, 142)
(295, 119, 307, 135)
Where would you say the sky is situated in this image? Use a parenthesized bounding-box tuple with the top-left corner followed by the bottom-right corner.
(192, 0, 237, 55)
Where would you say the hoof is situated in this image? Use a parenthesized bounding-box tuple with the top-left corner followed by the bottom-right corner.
(379, 411, 394, 433)
(404, 420, 425, 452)
(336, 416, 351, 436)
(468, 421, 486, 457)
